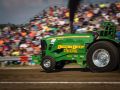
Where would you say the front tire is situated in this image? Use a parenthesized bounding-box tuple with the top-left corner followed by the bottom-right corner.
(41, 56, 56, 72)
(87, 41, 119, 72)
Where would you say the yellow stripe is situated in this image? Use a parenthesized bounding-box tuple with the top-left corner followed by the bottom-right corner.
(47, 36, 90, 40)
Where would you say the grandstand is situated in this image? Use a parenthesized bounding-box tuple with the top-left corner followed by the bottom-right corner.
(0, 1, 120, 66)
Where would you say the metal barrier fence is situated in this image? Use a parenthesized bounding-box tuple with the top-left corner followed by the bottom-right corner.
(0, 56, 32, 67)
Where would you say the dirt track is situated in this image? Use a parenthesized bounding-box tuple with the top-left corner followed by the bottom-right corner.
(0, 65, 120, 90)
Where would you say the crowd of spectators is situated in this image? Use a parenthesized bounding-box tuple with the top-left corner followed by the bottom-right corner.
(0, 2, 120, 57)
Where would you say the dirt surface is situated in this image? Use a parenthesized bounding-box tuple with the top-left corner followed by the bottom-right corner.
(0, 65, 120, 90)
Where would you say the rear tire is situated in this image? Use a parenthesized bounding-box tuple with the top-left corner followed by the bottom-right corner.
(87, 41, 119, 72)
(41, 56, 56, 73)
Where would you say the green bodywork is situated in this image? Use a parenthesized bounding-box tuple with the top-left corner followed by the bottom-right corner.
(40, 21, 120, 68)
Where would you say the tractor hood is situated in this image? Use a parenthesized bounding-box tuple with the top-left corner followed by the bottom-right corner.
(42, 33, 94, 42)
(40, 33, 94, 65)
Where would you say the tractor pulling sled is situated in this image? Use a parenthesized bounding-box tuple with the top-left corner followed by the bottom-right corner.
(39, 0, 120, 72)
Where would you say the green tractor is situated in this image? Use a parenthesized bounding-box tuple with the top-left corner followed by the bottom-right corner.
(40, 0, 120, 72)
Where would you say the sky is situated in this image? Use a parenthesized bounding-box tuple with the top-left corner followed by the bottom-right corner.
(0, 0, 119, 24)
(0, 0, 68, 24)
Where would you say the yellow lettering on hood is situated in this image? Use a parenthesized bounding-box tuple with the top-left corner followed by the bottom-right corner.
(57, 45, 85, 49)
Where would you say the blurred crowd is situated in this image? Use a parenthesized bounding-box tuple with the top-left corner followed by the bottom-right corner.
(0, 2, 120, 57)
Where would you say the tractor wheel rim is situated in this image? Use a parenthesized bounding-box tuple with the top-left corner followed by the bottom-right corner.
(43, 59, 51, 68)
(92, 49, 110, 67)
